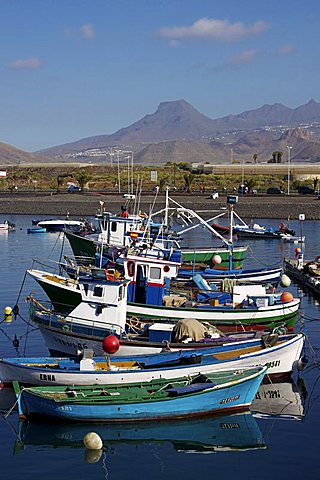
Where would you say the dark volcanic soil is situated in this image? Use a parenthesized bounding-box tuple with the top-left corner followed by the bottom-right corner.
(0, 192, 319, 220)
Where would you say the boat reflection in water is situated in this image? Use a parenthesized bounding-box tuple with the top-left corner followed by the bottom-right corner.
(16, 411, 266, 457)
(251, 378, 307, 420)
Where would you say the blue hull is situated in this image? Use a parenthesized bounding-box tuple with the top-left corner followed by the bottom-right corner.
(19, 367, 266, 422)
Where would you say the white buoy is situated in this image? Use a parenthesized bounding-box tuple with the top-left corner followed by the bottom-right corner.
(280, 274, 291, 287)
(83, 432, 103, 450)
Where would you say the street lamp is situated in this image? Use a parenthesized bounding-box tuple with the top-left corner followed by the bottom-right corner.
(286, 146, 292, 195)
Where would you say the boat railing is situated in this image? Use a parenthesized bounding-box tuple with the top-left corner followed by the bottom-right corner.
(28, 296, 125, 337)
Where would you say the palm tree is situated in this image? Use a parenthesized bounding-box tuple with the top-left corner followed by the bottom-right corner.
(158, 177, 168, 192)
(183, 173, 195, 193)
(276, 151, 283, 163)
(75, 172, 91, 190)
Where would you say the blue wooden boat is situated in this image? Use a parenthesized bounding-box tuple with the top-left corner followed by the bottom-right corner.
(27, 227, 47, 234)
(14, 366, 267, 422)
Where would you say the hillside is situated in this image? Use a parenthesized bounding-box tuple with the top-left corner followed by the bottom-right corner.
(0, 141, 52, 166)
(2, 98, 320, 165)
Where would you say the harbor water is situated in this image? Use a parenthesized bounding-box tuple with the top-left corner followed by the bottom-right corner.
(0, 214, 319, 480)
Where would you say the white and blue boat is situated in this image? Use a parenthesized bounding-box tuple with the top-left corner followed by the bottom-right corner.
(0, 331, 304, 384)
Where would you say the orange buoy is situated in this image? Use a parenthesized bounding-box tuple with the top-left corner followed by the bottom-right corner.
(280, 291, 294, 303)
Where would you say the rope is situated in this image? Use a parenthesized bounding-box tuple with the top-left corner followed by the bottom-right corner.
(246, 245, 283, 267)
(2, 386, 29, 419)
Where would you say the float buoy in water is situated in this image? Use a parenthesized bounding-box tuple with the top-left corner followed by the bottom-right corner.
(4, 306, 12, 322)
(83, 432, 103, 450)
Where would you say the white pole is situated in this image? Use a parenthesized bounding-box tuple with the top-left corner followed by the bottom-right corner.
(117, 151, 121, 193)
(127, 155, 130, 194)
(286, 146, 292, 195)
(131, 152, 134, 194)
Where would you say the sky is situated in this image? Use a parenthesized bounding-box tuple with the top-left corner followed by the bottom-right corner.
(1, 0, 320, 152)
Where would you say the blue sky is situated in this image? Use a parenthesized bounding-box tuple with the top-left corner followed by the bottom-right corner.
(1, 0, 319, 151)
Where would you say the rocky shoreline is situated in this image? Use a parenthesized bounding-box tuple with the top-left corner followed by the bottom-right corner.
(0, 191, 319, 220)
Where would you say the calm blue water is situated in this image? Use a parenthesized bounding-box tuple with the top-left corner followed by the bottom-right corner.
(1, 214, 320, 480)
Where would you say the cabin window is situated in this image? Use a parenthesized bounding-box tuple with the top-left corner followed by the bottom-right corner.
(111, 222, 117, 232)
(150, 267, 161, 280)
(93, 286, 103, 297)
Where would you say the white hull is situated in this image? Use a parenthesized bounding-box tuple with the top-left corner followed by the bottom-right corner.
(21, 327, 305, 379)
(126, 299, 300, 323)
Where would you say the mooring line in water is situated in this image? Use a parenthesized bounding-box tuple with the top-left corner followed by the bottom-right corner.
(303, 335, 320, 369)
(11, 271, 28, 320)
(246, 245, 283, 267)
(303, 372, 320, 416)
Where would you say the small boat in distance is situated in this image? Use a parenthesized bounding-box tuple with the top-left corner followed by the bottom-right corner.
(27, 227, 47, 234)
(0, 220, 15, 231)
(36, 219, 86, 232)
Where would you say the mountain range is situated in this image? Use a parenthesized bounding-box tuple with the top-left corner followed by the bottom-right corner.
(1, 99, 320, 165)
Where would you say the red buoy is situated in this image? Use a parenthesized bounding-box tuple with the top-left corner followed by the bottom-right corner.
(102, 335, 120, 354)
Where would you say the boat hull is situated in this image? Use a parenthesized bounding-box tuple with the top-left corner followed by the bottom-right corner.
(29, 271, 298, 331)
(0, 334, 304, 384)
(177, 267, 282, 284)
(18, 367, 267, 422)
(126, 299, 299, 331)
(65, 230, 248, 270)
(180, 246, 247, 270)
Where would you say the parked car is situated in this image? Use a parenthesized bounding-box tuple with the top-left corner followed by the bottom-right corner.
(267, 187, 284, 195)
(67, 185, 81, 193)
(238, 184, 249, 194)
(298, 186, 314, 195)
(123, 193, 135, 200)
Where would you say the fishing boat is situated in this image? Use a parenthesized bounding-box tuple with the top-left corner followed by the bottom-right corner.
(234, 223, 296, 240)
(16, 411, 266, 453)
(177, 266, 282, 285)
(27, 257, 300, 337)
(284, 253, 320, 296)
(25, 265, 301, 356)
(65, 192, 249, 271)
(0, 331, 304, 384)
(14, 365, 267, 422)
(36, 219, 86, 232)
